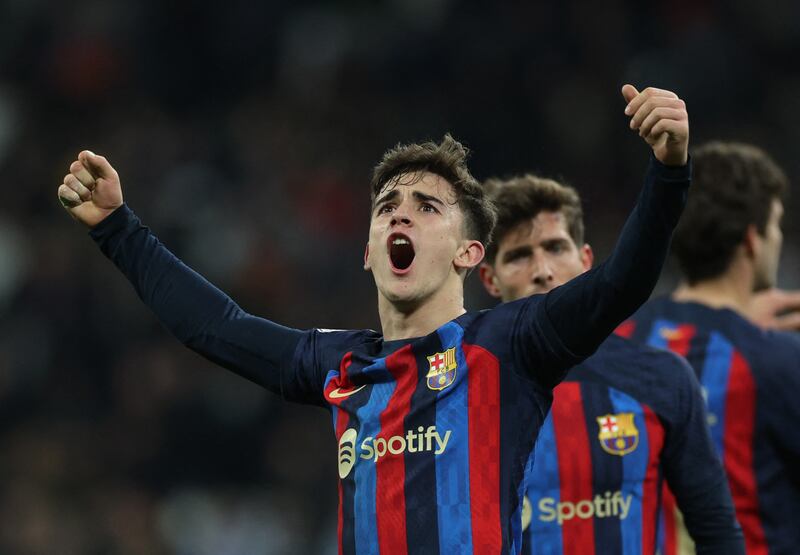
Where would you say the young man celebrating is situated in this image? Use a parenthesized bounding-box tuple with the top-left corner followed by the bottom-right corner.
(479, 175, 744, 555)
(57, 85, 688, 554)
(623, 142, 800, 555)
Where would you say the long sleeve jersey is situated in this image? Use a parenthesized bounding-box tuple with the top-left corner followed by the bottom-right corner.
(90, 157, 689, 554)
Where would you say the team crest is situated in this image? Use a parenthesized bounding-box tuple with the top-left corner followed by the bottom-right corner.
(596, 413, 639, 456)
(659, 326, 683, 341)
(426, 348, 457, 391)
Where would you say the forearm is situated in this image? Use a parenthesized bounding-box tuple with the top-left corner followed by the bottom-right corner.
(544, 155, 690, 357)
(90, 204, 302, 392)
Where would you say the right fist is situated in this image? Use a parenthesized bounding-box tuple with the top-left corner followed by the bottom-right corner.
(58, 150, 123, 228)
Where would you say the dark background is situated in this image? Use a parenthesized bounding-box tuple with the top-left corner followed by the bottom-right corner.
(1, 1, 798, 553)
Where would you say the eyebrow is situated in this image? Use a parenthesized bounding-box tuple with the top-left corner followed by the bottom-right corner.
(541, 237, 571, 249)
(501, 245, 532, 262)
(373, 189, 446, 210)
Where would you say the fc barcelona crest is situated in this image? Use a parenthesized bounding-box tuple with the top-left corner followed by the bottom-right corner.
(596, 413, 639, 456)
(426, 347, 457, 391)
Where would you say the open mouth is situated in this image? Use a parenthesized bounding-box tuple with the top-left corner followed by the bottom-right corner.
(388, 233, 415, 273)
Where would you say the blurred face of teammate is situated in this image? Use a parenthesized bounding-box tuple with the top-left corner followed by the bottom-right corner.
(480, 211, 593, 303)
(364, 171, 483, 308)
(753, 199, 783, 292)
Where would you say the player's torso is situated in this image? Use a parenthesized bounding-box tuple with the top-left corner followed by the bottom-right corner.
(627, 298, 799, 554)
(521, 347, 666, 555)
(323, 320, 549, 555)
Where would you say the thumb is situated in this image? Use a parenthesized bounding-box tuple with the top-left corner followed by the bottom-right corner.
(78, 150, 115, 180)
(621, 84, 639, 104)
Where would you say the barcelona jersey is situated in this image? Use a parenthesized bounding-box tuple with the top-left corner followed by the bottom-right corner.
(520, 335, 743, 555)
(88, 157, 689, 554)
(284, 299, 577, 554)
(624, 297, 800, 555)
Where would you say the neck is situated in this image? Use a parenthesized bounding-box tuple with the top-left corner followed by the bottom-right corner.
(672, 257, 755, 315)
(378, 281, 466, 341)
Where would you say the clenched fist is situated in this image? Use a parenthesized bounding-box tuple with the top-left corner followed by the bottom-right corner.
(622, 85, 689, 167)
(58, 150, 123, 228)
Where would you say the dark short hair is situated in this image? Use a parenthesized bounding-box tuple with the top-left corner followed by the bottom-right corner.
(483, 174, 584, 264)
(371, 134, 497, 247)
(673, 141, 788, 284)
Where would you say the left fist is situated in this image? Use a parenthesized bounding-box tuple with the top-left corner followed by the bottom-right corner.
(622, 85, 689, 167)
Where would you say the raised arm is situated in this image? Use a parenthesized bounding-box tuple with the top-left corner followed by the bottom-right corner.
(541, 86, 690, 380)
(58, 152, 305, 396)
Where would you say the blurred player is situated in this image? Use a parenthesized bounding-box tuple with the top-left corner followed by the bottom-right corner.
(622, 142, 800, 554)
(57, 85, 689, 554)
(479, 174, 744, 554)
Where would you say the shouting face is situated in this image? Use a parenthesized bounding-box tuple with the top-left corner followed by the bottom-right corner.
(365, 171, 483, 311)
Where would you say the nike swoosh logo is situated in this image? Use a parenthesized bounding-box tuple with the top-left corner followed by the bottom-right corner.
(328, 385, 367, 399)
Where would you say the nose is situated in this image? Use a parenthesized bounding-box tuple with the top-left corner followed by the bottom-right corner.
(531, 259, 554, 288)
(390, 202, 413, 227)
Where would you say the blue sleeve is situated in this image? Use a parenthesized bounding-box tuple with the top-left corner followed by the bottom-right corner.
(89, 204, 327, 403)
(516, 156, 690, 388)
(660, 354, 745, 554)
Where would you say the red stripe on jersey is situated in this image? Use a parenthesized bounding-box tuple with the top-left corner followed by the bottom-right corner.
(642, 405, 665, 555)
(325, 352, 355, 408)
(332, 353, 353, 555)
(465, 344, 502, 551)
(551, 382, 595, 555)
(614, 320, 636, 339)
(375, 345, 417, 555)
(661, 486, 678, 555)
(667, 324, 695, 357)
(724, 351, 767, 554)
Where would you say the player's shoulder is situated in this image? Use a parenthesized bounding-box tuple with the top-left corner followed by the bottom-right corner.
(752, 329, 800, 379)
(460, 294, 545, 337)
(587, 335, 695, 388)
(300, 327, 384, 359)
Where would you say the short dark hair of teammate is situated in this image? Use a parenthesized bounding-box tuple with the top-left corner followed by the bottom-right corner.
(372, 134, 497, 249)
(483, 174, 584, 265)
(672, 142, 788, 287)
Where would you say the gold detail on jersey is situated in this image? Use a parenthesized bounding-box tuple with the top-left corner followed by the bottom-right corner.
(596, 413, 639, 456)
(426, 347, 457, 391)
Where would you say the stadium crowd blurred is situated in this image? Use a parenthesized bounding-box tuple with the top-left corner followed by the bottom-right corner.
(1, 0, 799, 553)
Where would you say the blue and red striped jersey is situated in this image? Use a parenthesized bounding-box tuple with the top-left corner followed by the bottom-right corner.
(520, 335, 743, 555)
(625, 296, 800, 555)
(88, 157, 690, 555)
(285, 299, 578, 554)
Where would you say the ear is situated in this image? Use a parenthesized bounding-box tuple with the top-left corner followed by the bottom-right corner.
(580, 243, 594, 271)
(454, 239, 486, 272)
(743, 224, 761, 259)
(479, 262, 503, 298)
(363, 242, 371, 271)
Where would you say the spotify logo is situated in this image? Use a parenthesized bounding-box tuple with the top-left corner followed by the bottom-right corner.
(338, 428, 358, 479)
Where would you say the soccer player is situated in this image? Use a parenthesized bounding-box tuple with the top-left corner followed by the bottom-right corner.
(57, 85, 688, 554)
(622, 142, 800, 554)
(479, 175, 744, 555)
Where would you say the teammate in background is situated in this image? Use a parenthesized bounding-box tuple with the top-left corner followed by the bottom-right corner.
(479, 175, 744, 555)
(57, 85, 688, 554)
(622, 142, 800, 555)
